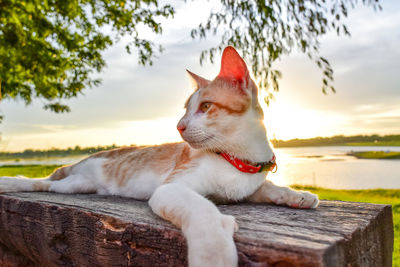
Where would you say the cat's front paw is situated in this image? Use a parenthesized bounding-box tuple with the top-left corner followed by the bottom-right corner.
(221, 214, 239, 234)
(267, 187, 319, 209)
(186, 214, 238, 267)
(289, 191, 319, 209)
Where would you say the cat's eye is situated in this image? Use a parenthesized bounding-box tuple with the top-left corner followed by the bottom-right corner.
(199, 102, 212, 113)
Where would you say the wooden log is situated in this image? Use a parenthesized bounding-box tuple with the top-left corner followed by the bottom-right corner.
(0, 192, 393, 267)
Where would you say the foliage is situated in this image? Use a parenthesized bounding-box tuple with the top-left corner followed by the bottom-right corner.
(191, 0, 382, 103)
(0, 0, 174, 112)
(271, 134, 400, 148)
(293, 185, 399, 266)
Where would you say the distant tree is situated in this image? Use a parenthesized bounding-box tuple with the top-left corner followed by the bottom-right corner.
(0, 0, 382, 118)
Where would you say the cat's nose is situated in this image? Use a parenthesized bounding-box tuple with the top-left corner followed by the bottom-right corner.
(177, 124, 186, 134)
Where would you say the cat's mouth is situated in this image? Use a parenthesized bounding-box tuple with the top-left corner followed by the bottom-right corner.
(182, 135, 213, 149)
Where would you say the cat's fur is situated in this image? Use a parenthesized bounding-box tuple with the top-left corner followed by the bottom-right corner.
(0, 46, 318, 267)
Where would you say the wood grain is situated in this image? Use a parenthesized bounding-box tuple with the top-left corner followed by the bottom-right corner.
(0, 193, 393, 266)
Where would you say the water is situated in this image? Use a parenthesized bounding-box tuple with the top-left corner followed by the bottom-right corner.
(1, 146, 399, 189)
(268, 146, 400, 189)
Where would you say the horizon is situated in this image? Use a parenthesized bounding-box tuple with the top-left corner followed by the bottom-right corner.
(1, 0, 400, 152)
(2, 133, 399, 153)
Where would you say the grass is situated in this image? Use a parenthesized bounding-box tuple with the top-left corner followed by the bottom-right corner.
(349, 151, 400, 159)
(0, 165, 398, 264)
(0, 164, 61, 178)
(293, 185, 399, 266)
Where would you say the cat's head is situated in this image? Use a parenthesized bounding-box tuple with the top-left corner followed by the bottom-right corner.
(177, 46, 274, 161)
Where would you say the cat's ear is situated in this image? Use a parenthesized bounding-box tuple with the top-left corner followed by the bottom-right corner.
(217, 46, 249, 86)
(186, 70, 210, 90)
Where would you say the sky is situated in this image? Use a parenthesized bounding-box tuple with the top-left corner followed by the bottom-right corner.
(1, 0, 400, 152)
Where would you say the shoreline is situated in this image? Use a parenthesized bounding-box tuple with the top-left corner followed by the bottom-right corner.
(273, 143, 400, 148)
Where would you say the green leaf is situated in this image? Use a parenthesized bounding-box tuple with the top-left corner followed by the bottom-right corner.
(191, 0, 381, 103)
(0, 0, 175, 118)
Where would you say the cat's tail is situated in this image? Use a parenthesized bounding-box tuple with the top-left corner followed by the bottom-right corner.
(0, 165, 72, 193)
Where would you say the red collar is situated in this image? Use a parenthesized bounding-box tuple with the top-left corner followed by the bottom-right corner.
(217, 152, 277, 174)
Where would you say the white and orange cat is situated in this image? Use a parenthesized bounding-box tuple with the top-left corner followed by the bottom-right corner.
(0, 46, 318, 267)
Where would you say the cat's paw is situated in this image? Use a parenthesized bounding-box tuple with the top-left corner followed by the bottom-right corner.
(289, 191, 319, 209)
(221, 214, 239, 234)
(267, 187, 319, 209)
(188, 231, 238, 267)
(186, 214, 238, 267)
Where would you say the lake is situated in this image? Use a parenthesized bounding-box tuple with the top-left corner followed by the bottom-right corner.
(268, 146, 400, 189)
(1, 146, 399, 189)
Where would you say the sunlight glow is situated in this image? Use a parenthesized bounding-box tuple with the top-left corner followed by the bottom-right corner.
(260, 92, 346, 141)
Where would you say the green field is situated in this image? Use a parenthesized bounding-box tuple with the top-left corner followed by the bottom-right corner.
(349, 151, 400, 159)
(0, 164, 61, 178)
(0, 165, 398, 264)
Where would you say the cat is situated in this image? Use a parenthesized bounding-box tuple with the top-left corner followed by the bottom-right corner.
(0, 46, 318, 267)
